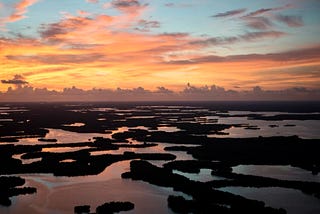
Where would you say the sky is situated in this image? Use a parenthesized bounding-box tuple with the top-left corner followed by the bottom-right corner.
(0, 0, 320, 101)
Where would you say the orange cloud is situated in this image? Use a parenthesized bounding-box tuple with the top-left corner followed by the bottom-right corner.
(1, 7, 320, 93)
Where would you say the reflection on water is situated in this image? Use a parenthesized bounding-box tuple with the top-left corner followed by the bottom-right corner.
(17, 129, 111, 145)
(219, 187, 320, 214)
(62, 123, 85, 127)
(173, 169, 217, 182)
(42, 146, 91, 153)
(232, 165, 320, 183)
(2, 105, 320, 213)
(59, 159, 76, 163)
(208, 116, 320, 139)
(157, 126, 181, 132)
(12, 154, 42, 165)
(1, 161, 190, 214)
(0, 119, 14, 122)
(126, 116, 157, 119)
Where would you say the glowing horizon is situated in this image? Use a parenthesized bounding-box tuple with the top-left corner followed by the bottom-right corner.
(1, 0, 320, 98)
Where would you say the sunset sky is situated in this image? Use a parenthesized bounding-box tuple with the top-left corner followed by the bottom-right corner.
(0, 0, 320, 95)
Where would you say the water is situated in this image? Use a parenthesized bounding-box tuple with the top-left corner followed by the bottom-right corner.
(1, 102, 319, 213)
(206, 112, 320, 139)
(232, 165, 320, 183)
(219, 187, 320, 214)
(1, 161, 190, 214)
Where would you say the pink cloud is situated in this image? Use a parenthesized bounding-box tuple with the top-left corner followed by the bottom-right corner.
(86, 0, 99, 3)
(0, 0, 38, 28)
(9, 0, 38, 22)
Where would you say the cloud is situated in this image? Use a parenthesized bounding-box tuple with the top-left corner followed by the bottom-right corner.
(86, 0, 99, 3)
(111, 0, 147, 13)
(135, 19, 160, 32)
(77, 10, 91, 16)
(244, 17, 273, 30)
(1, 84, 319, 101)
(165, 46, 320, 64)
(0, 0, 38, 29)
(190, 31, 286, 47)
(159, 33, 189, 38)
(6, 53, 106, 64)
(0, 2, 317, 93)
(39, 15, 113, 44)
(239, 31, 285, 41)
(212, 8, 247, 18)
(156, 86, 174, 94)
(275, 15, 303, 27)
(112, 0, 140, 8)
(1, 74, 28, 85)
(8, 0, 38, 22)
(165, 3, 174, 7)
(244, 8, 275, 17)
(243, 4, 293, 18)
(40, 16, 92, 39)
(164, 3, 193, 8)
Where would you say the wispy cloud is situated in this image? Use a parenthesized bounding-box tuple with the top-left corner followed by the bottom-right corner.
(244, 17, 273, 30)
(243, 4, 292, 18)
(6, 53, 106, 64)
(190, 31, 286, 47)
(0, 2, 318, 93)
(3, 0, 38, 24)
(39, 15, 114, 44)
(212, 8, 246, 18)
(275, 15, 303, 27)
(240, 31, 285, 41)
(86, 0, 99, 3)
(164, 3, 193, 8)
(165, 46, 320, 64)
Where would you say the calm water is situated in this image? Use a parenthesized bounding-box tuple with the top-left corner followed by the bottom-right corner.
(0, 102, 319, 213)
(219, 187, 320, 214)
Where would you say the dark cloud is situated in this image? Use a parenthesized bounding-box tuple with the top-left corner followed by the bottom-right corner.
(1, 74, 28, 85)
(39, 17, 93, 43)
(1, 84, 319, 101)
(212, 8, 246, 18)
(245, 17, 273, 30)
(165, 46, 320, 64)
(159, 32, 189, 38)
(111, 0, 145, 10)
(39, 23, 67, 42)
(156, 86, 174, 94)
(244, 8, 274, 17)
(6, 53, 105, 64)
(243, 4, 292, 18)
(190, 36, 237, 46)
(190, 31, 286, 46)
(275, 15, 303, 27)
(239, 31, 285, 41)
(135, 19, 160, 32)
